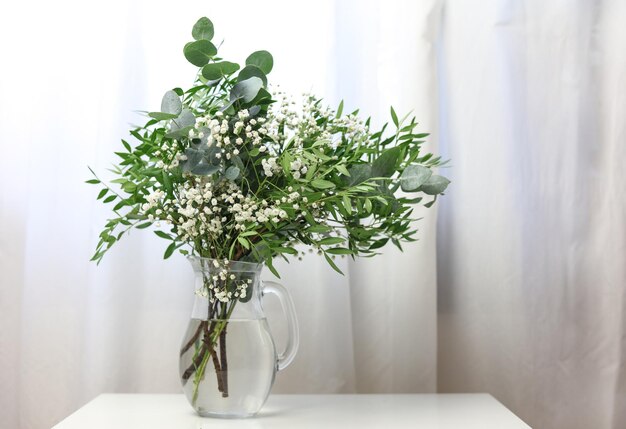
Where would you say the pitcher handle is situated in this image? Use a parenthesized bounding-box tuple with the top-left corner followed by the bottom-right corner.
(262, 280, 299, 371)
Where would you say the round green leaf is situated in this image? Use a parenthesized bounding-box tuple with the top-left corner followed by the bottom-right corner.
(230, 77, 263, 103)
(166, 126, 193, 139)
(201, 61, 241, 80)
(400, 165, 432, 192)
(237, 65, 267, 87)
(192, 163, 220, 176)
(419, 175, 450, 195)
(225, 166, 240, 181)
(182, 148, 203, 172)
(195, 126, 210, 145)
(347, 164, 373, 186)
(372, 147, 401, 178)
(183, 40, 217, 67)
(192, 17, 214, 41)
(248, 88, 272, 106)
(171, 109, 196, 130)
(245, 50, 273, 74)
(161, 90, 182, 115)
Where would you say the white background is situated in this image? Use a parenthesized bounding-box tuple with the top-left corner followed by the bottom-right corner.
(1, 1, 624, 429)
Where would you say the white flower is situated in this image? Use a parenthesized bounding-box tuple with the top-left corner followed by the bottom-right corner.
(290, 160, 302, 171)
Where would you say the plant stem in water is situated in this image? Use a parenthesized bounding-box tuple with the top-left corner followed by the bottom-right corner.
(219, 326, 228, 397)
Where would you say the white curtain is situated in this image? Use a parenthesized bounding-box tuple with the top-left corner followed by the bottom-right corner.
(1, 1, 624, 429)
(436, 2, 626, 429)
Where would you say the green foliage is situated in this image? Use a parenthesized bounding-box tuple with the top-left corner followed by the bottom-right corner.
(420, 175, 451, 195)
(161, 90, 182, 115)
(237, 65, 268, 87)
(400, 164, 432, 191)
(201, 61, 240, 80)
(88, 16, 450, 278)
(230, 77, 263, 103)
(183, 40, 217, 66)
(192, 17, 214, 41)
(245, 50, 273, 74)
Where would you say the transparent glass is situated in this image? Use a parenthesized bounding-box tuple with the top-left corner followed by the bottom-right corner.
(179, 257, 299, 418)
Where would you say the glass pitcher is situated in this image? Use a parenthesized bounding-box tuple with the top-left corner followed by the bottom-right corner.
(179, 257, 298, 418)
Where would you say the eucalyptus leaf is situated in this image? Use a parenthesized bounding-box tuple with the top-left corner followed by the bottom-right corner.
(400, 165, 432, 192)
(204, 145, 222, 164)
(230, 77, 263, 103)
(347, 164, 372, 186)
(220, 99, 236, 113)
(237, 65, 267, 87)
(419, 175, 450, 195)
(201, 61, 240, 80)
(224, 165, 240, 181)
(165, 125, 193, 139)
(171, 109, 196, 130)
(161, 90, 182, 115)
(249, 88, 272, 106)
(192, 17, 214, 41)
(192, 163, 220, 176)
(372, 147, 401, 177)
(231, 156, 245, 174)
(424, 196, 437, 208)
(245, 50, 273, 74)
(182, 148, 203, 172)
(195, 126, 211, 145)
(249, 105, 261, 116)
(183, 40, 217, 67)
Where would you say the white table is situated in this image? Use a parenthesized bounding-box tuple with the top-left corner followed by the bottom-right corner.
(52, 394, 531, 428)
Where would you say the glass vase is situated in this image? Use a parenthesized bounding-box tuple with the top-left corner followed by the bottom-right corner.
(179, 257, 298, 418)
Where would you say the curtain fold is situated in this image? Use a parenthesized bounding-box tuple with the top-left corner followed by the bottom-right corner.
(436, 2, 626, 429)
(1, 1, 625, 429)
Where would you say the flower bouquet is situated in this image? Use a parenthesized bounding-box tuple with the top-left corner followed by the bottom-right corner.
(88, 16, 449, 418)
